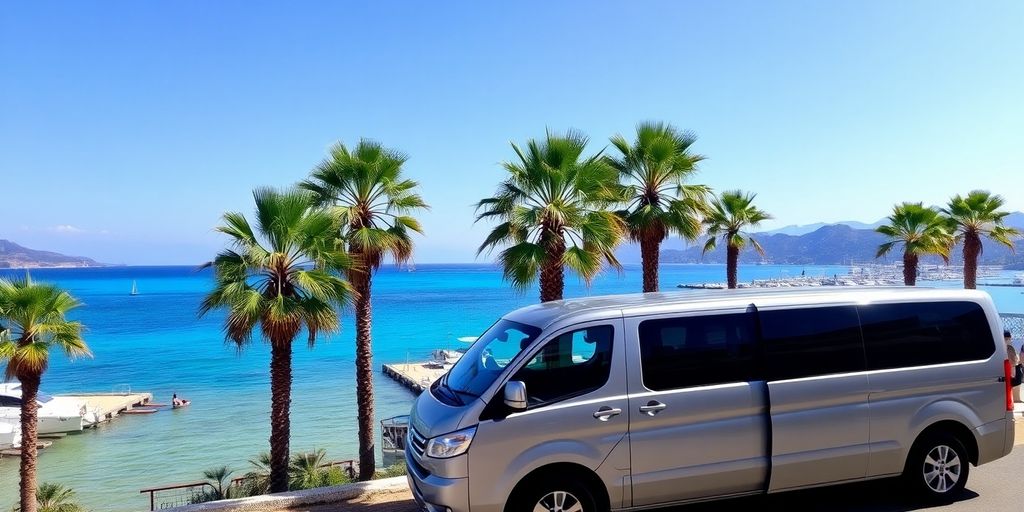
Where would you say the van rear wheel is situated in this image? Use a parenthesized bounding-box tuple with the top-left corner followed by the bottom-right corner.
(903, 432, 970, 501)
(510, 479, 597, 512)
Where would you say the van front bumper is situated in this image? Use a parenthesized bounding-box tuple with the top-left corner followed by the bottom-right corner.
(406, 448, 470, 512)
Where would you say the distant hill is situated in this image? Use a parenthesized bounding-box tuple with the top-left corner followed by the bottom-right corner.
(615, 211, 1024, 266)
(758, 219, 885, 236)
(659, 224, 1024, 266)
(0, 240, 105, 268)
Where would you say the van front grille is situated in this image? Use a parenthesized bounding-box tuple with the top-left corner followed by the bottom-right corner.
(409, 427, 427, 457)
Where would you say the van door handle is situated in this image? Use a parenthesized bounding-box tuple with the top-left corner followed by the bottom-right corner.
(639, 401, 667, 416)
(593, 406, 621, 421)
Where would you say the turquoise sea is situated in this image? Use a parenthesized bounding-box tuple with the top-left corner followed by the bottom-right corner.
(1, 263, 1023, 511)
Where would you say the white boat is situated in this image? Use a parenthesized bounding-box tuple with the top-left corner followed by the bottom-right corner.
(130, 280, 138, 296)
(0, 383, 89, 434)
(1014, 274, 1024, 286)
(0, 420, 21, 450)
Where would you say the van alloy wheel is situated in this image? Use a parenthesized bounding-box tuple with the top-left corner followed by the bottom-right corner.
(922, 444, 961, 493)
(534, 490, 584, 512)
(903, 432, 969, 501)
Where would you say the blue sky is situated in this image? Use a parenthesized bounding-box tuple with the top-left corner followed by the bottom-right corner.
(1, 1, 1022, 265)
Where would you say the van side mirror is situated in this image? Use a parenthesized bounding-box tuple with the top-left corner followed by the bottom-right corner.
(503, 381, 528, 410)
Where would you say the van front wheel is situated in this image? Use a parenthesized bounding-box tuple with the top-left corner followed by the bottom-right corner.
(510, 480, 597, 512)
(903, 432, 970, 501)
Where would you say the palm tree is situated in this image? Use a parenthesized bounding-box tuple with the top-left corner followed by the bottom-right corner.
(702, 190, 772, 289)
(11, 483, 87, 512)
(301, 140, 428, 480)
(0, 277, 91, 512)
(875, 202, 953, 286)
(201, 466, 234, 500)
(943, 190, 1021, 289)
(476, 130, 626, 302)
(608, 121, 710, 292)
(199, 188, 353, 493)
(238, 452, 272, 497)
(288, 448, 330, 490)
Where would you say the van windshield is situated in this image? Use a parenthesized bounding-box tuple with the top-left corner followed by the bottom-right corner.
(438, 319, 542, 404)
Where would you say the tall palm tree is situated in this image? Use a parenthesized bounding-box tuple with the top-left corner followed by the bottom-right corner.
(0, 277, 90, 512)
(199, 188, 353, 493)
(702, 190, 772, 289)
(476, 130, 626, 302)
(11, 483, 87, 512)
(875, 202, 953, 286)
(608, 121, 710, 292)
(301, 140, 428, 480)
(942, 190, 1021, 289)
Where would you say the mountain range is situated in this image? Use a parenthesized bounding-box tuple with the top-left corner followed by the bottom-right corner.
(617, 211, 1024, 267)
(0, 239, 105, 268)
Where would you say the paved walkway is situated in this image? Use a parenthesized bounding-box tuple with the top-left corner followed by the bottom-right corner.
(276, 488, 416, 512)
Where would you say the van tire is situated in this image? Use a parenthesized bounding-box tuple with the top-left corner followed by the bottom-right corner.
(508, 479, 598, 512)
(902, 432, 970, 502)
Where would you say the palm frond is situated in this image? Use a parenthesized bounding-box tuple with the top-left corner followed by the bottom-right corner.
(499, 242, 544, 291)
(478, 130, 625, 296)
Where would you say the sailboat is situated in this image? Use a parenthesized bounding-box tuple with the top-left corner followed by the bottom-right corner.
(130, 280, 138, 296)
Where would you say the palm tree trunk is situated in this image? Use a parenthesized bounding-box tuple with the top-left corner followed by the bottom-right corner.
(18, 373, 41, 512)
(269, 339, 292, 493)
(726, 242, 739, 289)
(963, 233, 981, 289)
(640, 232, 661, 293)
(539, 238, 565, 303)
(903, 251, 918, 286)
(352, 268, 376, 481)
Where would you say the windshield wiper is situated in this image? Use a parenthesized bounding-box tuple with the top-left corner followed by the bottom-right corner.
(436, 373, 464, 405)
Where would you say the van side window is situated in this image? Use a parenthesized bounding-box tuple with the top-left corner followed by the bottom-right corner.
(510, 325, 614, 407)
(859, 301, 995, 370)
(761, 306, 865, 380)
(638, 313, 757, 391)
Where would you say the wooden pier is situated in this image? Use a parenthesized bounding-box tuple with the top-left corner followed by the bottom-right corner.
(382, 362, 448, 394)
(58, 391, 155, 426)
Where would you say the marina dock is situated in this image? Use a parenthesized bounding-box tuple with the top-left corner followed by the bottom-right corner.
(0, 390, 153, 459)
(60, 391, 155, 425)
(382, 362, 448, 394)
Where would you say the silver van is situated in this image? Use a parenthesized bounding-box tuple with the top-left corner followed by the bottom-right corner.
(406, 288, 1015, 511)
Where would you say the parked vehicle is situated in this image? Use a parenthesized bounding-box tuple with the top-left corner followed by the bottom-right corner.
(406, 288, 1014, 512)
(0, 383, 90, 434)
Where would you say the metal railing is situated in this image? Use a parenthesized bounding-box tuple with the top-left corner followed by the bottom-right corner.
(1001, 313, 1024, 338)
(139, 482, 218, 510)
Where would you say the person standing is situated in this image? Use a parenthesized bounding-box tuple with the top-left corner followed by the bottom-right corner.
(1007, 331, 1023, 399)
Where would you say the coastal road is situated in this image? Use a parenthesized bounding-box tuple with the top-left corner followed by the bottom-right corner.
(297, 437, 1024, 512)
(664, 446, 1023, 512)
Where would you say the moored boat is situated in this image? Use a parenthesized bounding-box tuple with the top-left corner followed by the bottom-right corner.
(0, 420, 22, 450)
(0, 383, 89, 434)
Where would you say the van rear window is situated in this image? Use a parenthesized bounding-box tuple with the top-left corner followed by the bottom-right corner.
(858, 301, 994, 370)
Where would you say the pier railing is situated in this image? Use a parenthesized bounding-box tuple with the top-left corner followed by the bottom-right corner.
(140, 481, 218, 510)
(1002, 313, 1024, 338)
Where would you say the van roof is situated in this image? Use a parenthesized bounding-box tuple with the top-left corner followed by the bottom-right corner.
(502, 287, 992, 329)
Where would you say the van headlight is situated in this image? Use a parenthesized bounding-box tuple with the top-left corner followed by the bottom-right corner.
(426, 426, 476, 459)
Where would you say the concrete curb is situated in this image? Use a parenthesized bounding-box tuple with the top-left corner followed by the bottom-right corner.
(158, 476, 408, 512)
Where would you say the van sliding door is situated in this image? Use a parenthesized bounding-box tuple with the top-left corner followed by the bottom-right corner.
(626, 309, 769, 507)
(760, 305, 870, 491)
